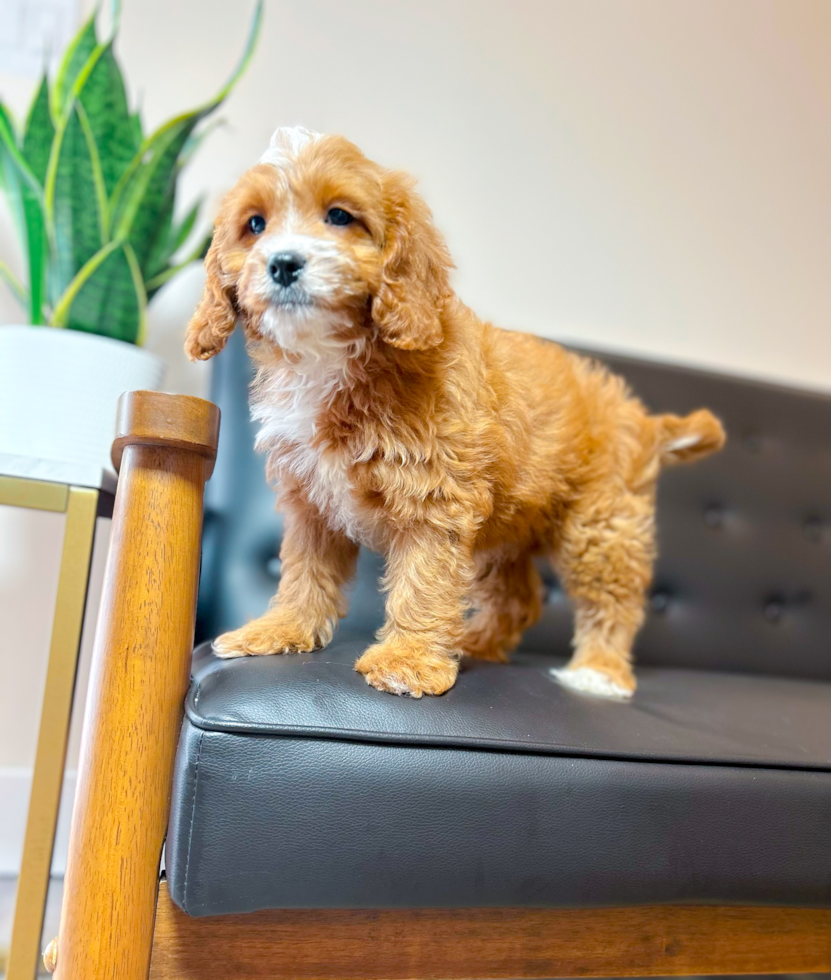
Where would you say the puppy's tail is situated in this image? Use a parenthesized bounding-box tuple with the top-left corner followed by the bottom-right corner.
(655, 409, 726, 466)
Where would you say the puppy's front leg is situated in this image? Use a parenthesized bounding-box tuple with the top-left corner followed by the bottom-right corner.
(214, 500, 358, 658)
(355, 525, 473, 697)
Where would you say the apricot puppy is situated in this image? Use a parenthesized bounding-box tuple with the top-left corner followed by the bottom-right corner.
(186, 127, 725, 699)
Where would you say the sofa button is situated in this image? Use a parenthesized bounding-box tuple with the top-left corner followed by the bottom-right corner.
(703, 503, 724, 528)
(742, 431, 764, 454)
(546, 582, 564, 605)
(763, 598, 785, 623)
(650, 590, 670, 613)
(804, 517, 823, 543)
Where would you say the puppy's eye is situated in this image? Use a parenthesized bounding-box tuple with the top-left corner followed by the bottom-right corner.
(247, 215, 266, 235)
(326, 207, 354, 227)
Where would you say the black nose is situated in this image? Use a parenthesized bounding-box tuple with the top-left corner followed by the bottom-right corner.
(268, 252, 305, 288)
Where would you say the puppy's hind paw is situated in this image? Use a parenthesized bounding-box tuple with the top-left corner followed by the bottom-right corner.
(550, 665, 635, 700)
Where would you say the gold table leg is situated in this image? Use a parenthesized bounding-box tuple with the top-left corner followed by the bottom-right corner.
(7, 488, 99, 980)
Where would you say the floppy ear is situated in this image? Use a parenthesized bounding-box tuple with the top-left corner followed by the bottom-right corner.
(372, 172, 453, 351)
(184, 236, 238, 362)
(658, 409, 726, 465)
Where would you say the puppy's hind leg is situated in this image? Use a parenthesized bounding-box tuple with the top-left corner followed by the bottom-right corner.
(461, 552, 544, 662)
(551, 493, 655, 699)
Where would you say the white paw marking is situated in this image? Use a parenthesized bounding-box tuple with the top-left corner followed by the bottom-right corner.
(550, 666, 633, 700)
(364, 672, 415, 696)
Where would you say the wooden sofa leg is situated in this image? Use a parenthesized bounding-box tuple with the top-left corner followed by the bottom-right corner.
(47, 392, 220, 980)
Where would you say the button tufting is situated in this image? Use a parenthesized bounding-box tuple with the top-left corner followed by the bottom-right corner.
(650, 590, 670, 613)
(703, 503, 724, 528)
(803, 517, 823, 543)
(266, 557, 282, 579)
(546, 583, 564, 605)
(763, 597, 785, 624)
(742, 431, 764, 454)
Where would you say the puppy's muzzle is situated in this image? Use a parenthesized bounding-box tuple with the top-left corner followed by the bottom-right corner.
(268, 252, 306, 288)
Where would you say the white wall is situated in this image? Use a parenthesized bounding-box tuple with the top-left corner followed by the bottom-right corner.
(0, 508, 108, 874)
(3, 0, 830, 393)
(0, 0, 829, 867)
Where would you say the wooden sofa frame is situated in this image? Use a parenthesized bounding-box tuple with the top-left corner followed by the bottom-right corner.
(43, 392, 831, 980)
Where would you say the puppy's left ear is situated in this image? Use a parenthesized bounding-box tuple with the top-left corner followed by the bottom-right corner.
(372, 171, 453, 351)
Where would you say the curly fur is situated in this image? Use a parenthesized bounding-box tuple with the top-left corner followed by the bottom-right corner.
(188, 128, 726, 698)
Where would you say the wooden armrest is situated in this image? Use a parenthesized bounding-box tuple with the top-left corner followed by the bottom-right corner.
(47, 391, 220, 980)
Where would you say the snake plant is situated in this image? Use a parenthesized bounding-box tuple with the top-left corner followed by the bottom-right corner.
(0, 1, 262, 344)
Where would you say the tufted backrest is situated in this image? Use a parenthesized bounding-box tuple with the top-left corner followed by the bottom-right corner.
(196, 330, 831, 681)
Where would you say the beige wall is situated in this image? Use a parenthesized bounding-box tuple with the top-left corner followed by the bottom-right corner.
(3, 0, 830, 392)
(0, 506, 107, 874)
(0, 0, 829, 865)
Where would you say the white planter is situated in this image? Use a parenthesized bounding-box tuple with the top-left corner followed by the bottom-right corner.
(0, 326, 165, 473)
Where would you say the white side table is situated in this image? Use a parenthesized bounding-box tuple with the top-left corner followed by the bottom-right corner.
(0, 454, 115, 980)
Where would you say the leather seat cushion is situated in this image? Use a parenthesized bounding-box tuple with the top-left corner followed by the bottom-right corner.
(165, 636, 831, 916)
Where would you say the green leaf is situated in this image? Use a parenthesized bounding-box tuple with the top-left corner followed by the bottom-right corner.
(0, 112, 47, 323)
(22, 75, 55, 185)
(72, 42, 138, 194)
(170, 197, 203, 257)
(144, 193, 176, 279)
(213, 0, 264, 104)
(0, 102, 15, 193)
(44, 101, 108, 303)
(180, 117, 225, 169)
(0, 258, 28, 308)
(51, 238, 118, 322)
(146, 195, 203, 281)
(0, 102, 17, 144)
(145, 227, 211, 297)
(124, 241, 148, 344)
(139, 123, 216, 272)
(53, 10, 98, 120)
(52, 239, 146, 343)
(129, 109, 142, 147)
(109, 0, 263, 277)
(0, 111, 40, 226)
(112, 116, 196, 277)
(110, 0, 123, 35)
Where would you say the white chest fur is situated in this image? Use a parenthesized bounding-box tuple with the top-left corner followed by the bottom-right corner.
(250, 337, 370, 543)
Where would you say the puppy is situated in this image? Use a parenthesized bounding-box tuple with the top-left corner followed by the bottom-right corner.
(185, 127, 725, 699)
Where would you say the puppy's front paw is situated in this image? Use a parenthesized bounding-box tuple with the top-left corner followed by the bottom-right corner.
(551, 664, 636, 700)
(355, 641, 458, 697)
(212, 609, 326, 659)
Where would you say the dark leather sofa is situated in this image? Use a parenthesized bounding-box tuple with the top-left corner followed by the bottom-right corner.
(165, 330, 831, 918)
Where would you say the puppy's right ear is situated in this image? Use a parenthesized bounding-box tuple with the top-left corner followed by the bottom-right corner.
(184, 236, 237, 362)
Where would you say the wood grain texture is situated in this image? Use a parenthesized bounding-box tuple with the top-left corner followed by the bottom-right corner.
(51, 393, 219, 980)
(151, 883, 831, 979)
(111, 390, 221, 475)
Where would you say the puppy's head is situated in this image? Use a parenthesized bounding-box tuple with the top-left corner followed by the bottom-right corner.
(185, 127, 453, 362)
